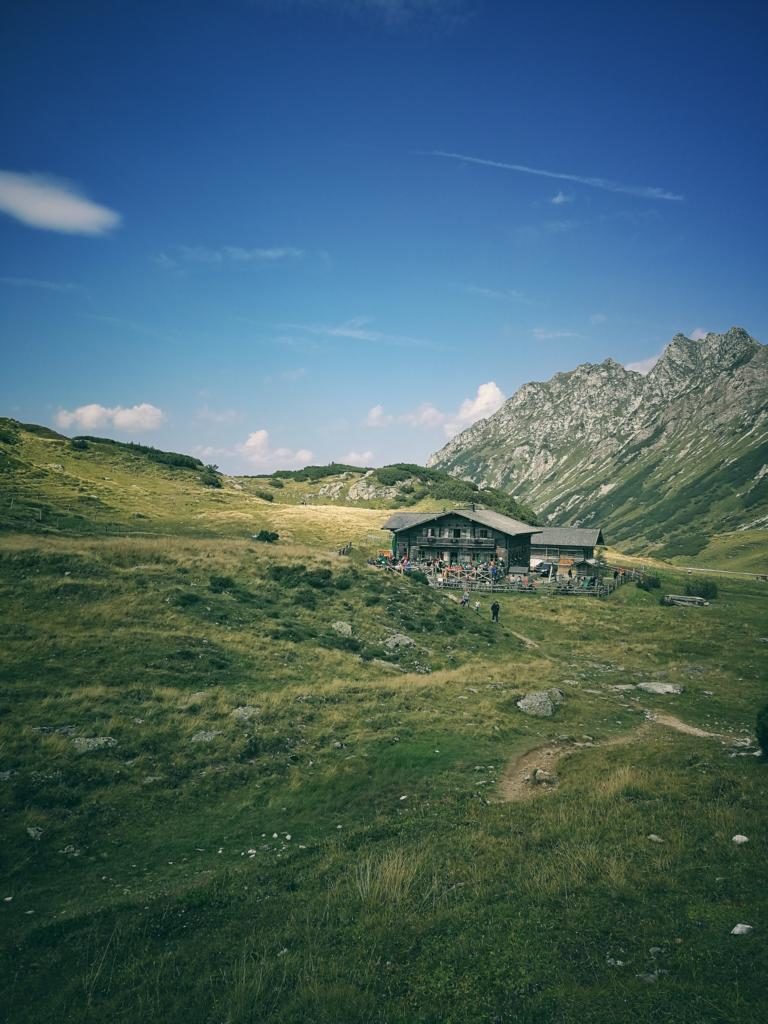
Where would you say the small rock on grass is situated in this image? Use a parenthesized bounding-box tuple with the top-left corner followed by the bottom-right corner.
(637, 682, 684, 695)
(732, 835, 749, 844)
(72, 736, 117, 753)
(332, 621, 352, 637)
(646, 834, 664, 843)
(731, 923, 754, 935)
(190, 730, 222, 744)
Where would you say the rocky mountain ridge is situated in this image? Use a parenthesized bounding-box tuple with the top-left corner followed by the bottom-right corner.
(428, 328, 768, 556)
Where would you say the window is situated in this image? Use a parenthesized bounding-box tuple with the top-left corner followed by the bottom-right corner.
(453, 529, 461, 539)
(479, 529, 488, 538)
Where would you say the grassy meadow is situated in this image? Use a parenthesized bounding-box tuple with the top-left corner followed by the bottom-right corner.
(1, 423, 767, 1022)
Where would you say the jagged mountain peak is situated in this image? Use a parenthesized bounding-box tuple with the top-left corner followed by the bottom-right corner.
(429, 326, 768, 555)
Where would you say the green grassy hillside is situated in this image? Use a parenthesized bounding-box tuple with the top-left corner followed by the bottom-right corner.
(2, 420, 767, 1023)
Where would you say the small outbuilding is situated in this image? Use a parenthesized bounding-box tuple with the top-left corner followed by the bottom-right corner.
(381, 507, 537, 568)
(529, 527, 605, 567)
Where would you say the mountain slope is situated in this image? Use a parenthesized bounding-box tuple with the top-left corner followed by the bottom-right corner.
(428, 328, 768, 556)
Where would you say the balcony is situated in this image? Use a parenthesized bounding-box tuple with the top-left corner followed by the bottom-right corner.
(418, 535, 495, 547)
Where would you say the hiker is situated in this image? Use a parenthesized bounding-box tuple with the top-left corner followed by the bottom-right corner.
(474, 600, 481, 614)
(491, 600, 500, 623)
(460, 591, 469, 608)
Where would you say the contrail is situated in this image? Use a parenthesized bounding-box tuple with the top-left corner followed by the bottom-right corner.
(432, 150, 684, 201)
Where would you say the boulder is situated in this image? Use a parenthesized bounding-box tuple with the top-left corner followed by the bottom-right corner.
(332, 621, 353, 637)
(637, 682, 684, 695)
(231, 705, 259, 722)
(532, 768, 557, 785)
(516, 692, 557, 717)
(384, 633, 415, 650)
(730, 923, 754, 935)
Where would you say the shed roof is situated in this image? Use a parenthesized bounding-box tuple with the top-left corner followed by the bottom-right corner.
(530, 527, 605, 547)
(381, 508, 537, 537)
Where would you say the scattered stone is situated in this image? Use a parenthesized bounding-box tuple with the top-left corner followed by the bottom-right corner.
(732, 835, 749, 845)
(647, 834, 665, 843)
(648, 947, 663, 957)
(547, 687, 565, 704)
(231, 705, 259, 722)
(72, 736, 117, 753)
(332, 741, 344, 749)
(332, 621, 352, 637)
(532, 768, 557, 786)
(516, 691, 559, 717)
(730, 923, 753, 935)
(190, 731, 222, 744)
(384, 633, 415, 650)
(610, 684, 637, 692)
(26, 827, 44, 841)
(635, 972, 660, 984)
(60, 845, 80, 856)
(637, 682, 684, 695)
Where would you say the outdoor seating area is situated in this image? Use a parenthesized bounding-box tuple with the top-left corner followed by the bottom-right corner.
(367, 553, 641, 598)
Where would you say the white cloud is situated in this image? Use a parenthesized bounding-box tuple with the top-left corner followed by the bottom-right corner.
(550, 191, 573, 205)
(625, 353, 662, 375)
(340, 450, 374, 465)
(590, 312, 607, 325)
(432, 150, 684, 201)
(158, 244, 303, 267)
(366, 404, 393, 427)
(0, 171, 120, 235)
(689, 327, 708, 341)
(55, 402, 165, 432)
(366, 381, 506, 438)
(533, 327, 583, 340)
(239, 430, 312, 470)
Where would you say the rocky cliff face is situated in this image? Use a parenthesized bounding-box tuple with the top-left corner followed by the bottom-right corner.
(428, 328, 768, 556)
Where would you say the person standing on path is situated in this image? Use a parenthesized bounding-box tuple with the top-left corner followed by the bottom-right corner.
(491, 600, 500, 623)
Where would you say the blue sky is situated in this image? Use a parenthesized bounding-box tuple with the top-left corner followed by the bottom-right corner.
(2, 0, 766, 472)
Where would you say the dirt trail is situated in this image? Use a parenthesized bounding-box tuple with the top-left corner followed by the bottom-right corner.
(498, 712, 722, 803)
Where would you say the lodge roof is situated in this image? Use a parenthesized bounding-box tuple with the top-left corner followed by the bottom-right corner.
(530, 527, 605, 547)
(380, 507, 537, 537)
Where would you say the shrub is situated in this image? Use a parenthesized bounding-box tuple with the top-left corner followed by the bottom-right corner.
(209, 575, 236, 593)
(201, 464, 223, 488)
(268, 478, 284, 489)
(407, 569, 429, 585)
(756, 703, 768, 758)
(685, 579, 718, 600)
(637, 576, 661, 591)
(70, 438, 89, 451)
(255, 490, 274, 502)
(253, 530, 279, 543)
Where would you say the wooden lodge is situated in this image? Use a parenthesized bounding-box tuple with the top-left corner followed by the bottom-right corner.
(381, 507, 537, 571)
(529, 527, 605, 567)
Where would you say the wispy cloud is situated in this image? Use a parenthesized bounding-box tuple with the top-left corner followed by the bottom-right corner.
(196, 405, 241, 425)
(550, 190, 573, 205)
(255, 1, 473, 26)
(0, 276, 80, 293)
(0, 170, 121, 234)
(532, 327, 583, 340)
(366, 381, 505, 438)
(432, 150, 684, 201)
(689, 327, 708, 341)
(55, 402, 165, 432)
(464, 284, 527, 302)
(625, 353, 662, 375)
(285, 317, 444, 350)
(157, 244, 303, 269)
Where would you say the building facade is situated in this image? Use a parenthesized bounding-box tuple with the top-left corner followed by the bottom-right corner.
(381, 508, 537, 570)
